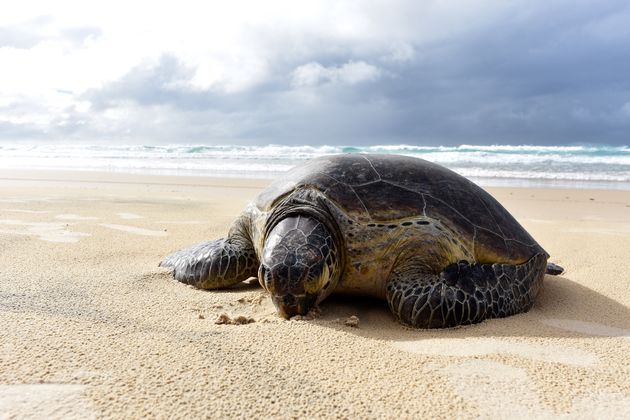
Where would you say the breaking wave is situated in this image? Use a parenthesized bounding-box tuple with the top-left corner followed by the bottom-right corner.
(1, 143, 629, 189)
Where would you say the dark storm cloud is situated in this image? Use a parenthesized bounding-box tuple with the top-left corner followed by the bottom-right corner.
(301, 1, 630, 145)
(392, 3, 630, 145)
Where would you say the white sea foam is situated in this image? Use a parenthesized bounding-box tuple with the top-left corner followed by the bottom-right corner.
(1, 143, 629, 188)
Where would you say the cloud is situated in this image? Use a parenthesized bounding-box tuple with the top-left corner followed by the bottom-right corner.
(0, 1, 629, 145)
(85, 55, 197, 109)
(0, 16, 101, 49)
(291, 61, 383, 87)
(381, 42, 415, 63)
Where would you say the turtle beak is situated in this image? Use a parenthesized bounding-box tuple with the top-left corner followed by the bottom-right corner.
(271, 293, 317, 319)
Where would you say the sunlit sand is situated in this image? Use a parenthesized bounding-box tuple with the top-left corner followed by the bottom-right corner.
(1, 170, 629, 417)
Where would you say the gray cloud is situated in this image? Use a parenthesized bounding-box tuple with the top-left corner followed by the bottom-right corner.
(0, 16, 53, 48)
(85, 55, 200, 110)
(2, 1, 630, 146)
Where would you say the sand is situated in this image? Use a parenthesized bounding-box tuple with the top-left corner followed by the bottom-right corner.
(1, 169, 629, 419)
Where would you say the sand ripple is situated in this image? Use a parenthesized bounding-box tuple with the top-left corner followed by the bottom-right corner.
(0, 209, 49, 214)
(99, 223, 167, 237)
(0, 219, 90, 243)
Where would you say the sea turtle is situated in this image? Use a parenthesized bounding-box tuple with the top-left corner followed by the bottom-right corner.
(161, 154, 563, 328)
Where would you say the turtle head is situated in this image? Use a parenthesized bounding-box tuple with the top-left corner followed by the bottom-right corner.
(259, 215, 340, 318)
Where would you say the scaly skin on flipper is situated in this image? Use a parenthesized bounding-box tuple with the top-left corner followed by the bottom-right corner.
(386, 253, 548, 328)
(546, 262, 564, 275)
(160, 238, 258, 288)
(160, 213, 258, 289)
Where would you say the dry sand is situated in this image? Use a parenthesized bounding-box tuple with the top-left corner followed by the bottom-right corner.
(1, 169, 629, 419)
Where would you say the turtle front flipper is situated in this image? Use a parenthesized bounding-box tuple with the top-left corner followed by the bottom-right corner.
(160, 238, 258, 289)
(161, 211, 259, 289)
(386, 253, 548, 328)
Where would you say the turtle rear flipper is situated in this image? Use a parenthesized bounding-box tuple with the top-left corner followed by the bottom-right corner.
(545, 262, 564, 276)
(386, 253, 547, 328)
(160, 238, 258, 289)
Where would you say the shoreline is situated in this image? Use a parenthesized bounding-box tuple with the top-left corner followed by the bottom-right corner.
(0, 169, 272, 189)
(2, 168, 630, 193)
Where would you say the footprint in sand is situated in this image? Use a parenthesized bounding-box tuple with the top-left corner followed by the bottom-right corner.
(116, 212, 143, 220)
(0, 199, 26, 204)
(524, 218, 555, 224)
(564, 226, 630, 236)
(157, 220, 204, 225)
(99, 223, 167, 237)
(55, 214, 99, 221)
(0, 209, 50, 214)
(0, 197, 56, 204)
(393, 337, 599, 367)
(0, 219, 90, 243)
(443, 360, 630, 418)
(542, 318, 630, 340)
(0, 384, 95, 419)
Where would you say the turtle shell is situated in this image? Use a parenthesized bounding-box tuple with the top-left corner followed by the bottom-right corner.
(256, 154, 545, 263)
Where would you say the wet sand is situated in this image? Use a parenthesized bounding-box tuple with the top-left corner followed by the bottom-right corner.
(1, 170, 629, 418)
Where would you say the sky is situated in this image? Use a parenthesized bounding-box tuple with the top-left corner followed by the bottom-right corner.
(1, 0, 629, 146)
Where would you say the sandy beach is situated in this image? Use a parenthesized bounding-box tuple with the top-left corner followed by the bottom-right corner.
(1, 169, 629, 419)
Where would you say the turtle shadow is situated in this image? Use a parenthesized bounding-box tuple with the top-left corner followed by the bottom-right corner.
(312, 275, 630, 342)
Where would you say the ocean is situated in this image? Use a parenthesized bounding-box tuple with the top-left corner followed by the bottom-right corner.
(1, 143, 629, 190)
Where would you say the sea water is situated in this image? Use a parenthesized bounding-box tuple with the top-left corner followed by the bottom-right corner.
(1, 143, 629, 190)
